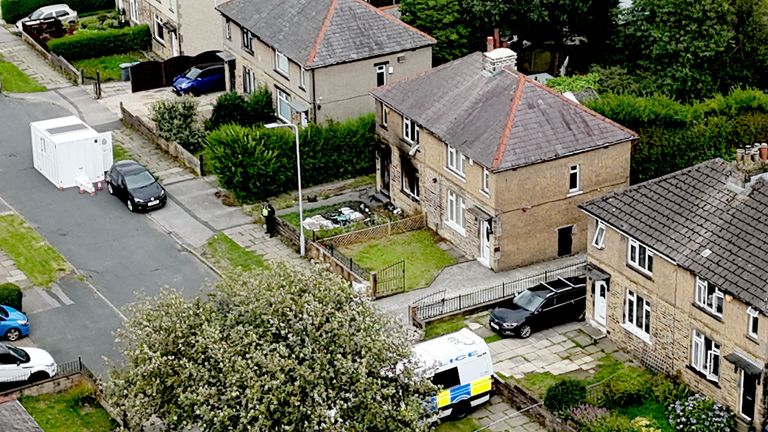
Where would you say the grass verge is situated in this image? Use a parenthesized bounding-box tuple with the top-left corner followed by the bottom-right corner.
(435, 417, 483, 432)
(0, 55, 46, 93)
(73, 52, 145, 82)
(484, 334, 503, 343)
(0, 214, 69, 286)
(202, 233, 267, 273)
(424, 315, 466, 340)
(112, 143, 133, 161)
(20, 382, 117, 432)
(341, 229, 456, 290)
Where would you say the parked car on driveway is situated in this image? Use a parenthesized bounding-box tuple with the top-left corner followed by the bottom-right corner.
(0, 306, 29, 342)
(0, 342, 56, 383)
(106, 160, 167, 212)
(489, 277, 586, 338)
(172, 63, 225, 96)
(15, 4, 78, 32)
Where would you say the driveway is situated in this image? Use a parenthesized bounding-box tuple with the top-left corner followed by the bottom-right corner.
(0, 95, 216, 376)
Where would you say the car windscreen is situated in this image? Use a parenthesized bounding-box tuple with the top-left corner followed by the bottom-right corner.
(30, 10, 46, 19)
(513, 290, 546, 312)
(125, 170, 156, 189)
(184, 67, 203, 80)
(7, 345, 29, 363)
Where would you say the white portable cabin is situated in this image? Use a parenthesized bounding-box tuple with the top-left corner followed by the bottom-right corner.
(30, 116, 113, 190)
(413, 329, 494, 418)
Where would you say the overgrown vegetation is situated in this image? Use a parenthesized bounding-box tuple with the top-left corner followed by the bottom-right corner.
(0, 282, 22, 311)
(0, 214, 69, 286)
(202, 233, 267, 273)
(150, 97, 205, 153)
(0, 55, 46, 93)
(1, 0, 115, 24)
(78, 9, 123, 31)
(73, 52, 144, 82)
(48, 25, 151, 61)
(20, 382, 117, 432)
(205, 89, 275, 131)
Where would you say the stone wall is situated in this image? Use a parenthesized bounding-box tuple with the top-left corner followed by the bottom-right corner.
(493, 376, 577, 432)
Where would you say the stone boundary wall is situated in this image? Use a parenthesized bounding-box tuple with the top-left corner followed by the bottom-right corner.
(493, 376, 578, 432)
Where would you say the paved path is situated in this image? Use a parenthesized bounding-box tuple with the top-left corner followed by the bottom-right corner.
(0, 27, 69, 90)
(224, 224, 307, 268)
(470, 395, 545, 432)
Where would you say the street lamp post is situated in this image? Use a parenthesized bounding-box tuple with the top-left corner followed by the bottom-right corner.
(265, 122, 305, 256)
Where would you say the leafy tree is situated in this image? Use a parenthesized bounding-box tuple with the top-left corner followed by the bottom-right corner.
(399, 0, 475, 65)
(105, 264, 434, 432)
(150, 97, 205, 152)
(206, 87, 276, 131)
(547, 72, 600, 93)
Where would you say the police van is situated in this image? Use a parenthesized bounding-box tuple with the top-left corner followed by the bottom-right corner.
(413, 328, 494, 419)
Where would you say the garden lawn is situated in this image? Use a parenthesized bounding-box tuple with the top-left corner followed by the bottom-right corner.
(618, 399, 674, 432)
(340, 229, 455, 289)
(435, 417, 482, 432)
(112, 143, 133, 161)
(0, 214, 69, 286)
(203, 233, 267, 273)
(424, 315, 466, 340)
(0, 56, 46, 92)
(516, 355, 624, 399)
(73, 52, 145, 82)
(20, 383, 117, 432)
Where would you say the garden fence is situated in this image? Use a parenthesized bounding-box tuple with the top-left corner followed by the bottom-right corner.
(409, 260, 587, 328)
(370, 259, 405, 298)
(0, 357, 97, 395)
(321, 214, 426, 248)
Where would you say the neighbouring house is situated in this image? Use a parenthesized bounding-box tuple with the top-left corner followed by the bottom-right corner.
(119, 0, 223, 58)
(580, 157, 768, 431)
(215, 0, 435, 123)
(369, 45, 637, 271)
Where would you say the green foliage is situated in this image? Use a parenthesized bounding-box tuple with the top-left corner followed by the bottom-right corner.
(205, 88, 275, 131)
(650, 373, 691, 407)
(72, 51, 144, 82)
(547, 72, 600, 93)
(0, 283, 22, 311)
(667, 393, 735, 432)
(581, 413, 641, 432)
(0, 55, 46, 93)
(399, 0, 474, 65)
(78, 10, 123, 30)
(601, 367, 653, 408)
(48, 25, 151, 61)
(206, 115, 376, 202)
(20, 382, 117, 432)
(1, 0, 115, 24)
(105, 264, 435, 431)
(544, 379, 586, 413)
(424, 316, 466, 340)
(150, 97, 204, 153)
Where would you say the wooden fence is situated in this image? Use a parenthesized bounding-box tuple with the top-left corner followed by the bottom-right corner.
(321, 214, 426, 248)
(120, 102, 202, 175)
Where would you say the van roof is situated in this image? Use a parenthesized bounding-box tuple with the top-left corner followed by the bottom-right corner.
(412, 328, 488, 367)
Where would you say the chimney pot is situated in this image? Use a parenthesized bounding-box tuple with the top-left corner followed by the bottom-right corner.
(486, 36, 494, 53)
(760, 143, 768, 161)
(493, 28, 500, 49)
(736, 148, 745, 162)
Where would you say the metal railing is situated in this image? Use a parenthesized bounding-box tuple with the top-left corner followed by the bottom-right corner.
(0, 357, 96, 394)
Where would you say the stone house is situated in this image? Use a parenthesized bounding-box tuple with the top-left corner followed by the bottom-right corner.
(580, 158, 768, 431)
(369, 48, 637, 271)
(215, 0, 434, 123)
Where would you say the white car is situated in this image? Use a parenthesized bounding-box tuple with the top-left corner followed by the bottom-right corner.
(15, 4, 78, 33)
(0, 343, 57, 383)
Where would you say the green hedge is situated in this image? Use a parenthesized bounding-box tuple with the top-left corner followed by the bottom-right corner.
(0, 282, 22, 311)
(206, 115, 377, 202)
(586, 89, 768, 183)
(48, 25, 150, 61)
(2, 0, 114, 24)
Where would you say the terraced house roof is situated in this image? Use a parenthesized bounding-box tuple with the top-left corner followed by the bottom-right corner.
(216, 0, 435, 69)
(580, 159, 768, 314)
(370, 52, 637, 172)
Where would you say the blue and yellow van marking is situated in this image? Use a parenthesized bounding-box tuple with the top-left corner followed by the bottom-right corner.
(433, 375, 492, 409)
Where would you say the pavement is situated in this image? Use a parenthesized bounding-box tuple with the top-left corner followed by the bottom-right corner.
(0, 27, 69, 90)
(469, 395, 545, 432)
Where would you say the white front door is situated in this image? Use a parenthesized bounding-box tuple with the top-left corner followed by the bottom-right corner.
(594, 280, 607, 327)
(478, 220, 490, 266)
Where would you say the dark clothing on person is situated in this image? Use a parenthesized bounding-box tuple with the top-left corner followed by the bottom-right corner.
(265, 204, 277, 238)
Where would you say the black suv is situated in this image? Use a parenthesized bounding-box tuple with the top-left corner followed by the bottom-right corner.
(489, 276, 586, 338)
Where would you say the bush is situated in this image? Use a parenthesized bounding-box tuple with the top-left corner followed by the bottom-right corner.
(0, 282, 22, 311)
(668, 393, 736, 432)
(547, 72, 600, 93)
(570, 404, 609, 426)
(150, 97, 204, 153)
(601, 367, 653, 408)
(650, 373, 690, 406)
(206, 114, 377, 202)
(48, 25, 150, 61)
(205, 88, 275, 131)
(1, 0, 115, 24)
(544, 379, 586, 414)
(581, 413, 641, 432)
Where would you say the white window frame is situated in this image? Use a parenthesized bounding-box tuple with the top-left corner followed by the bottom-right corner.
(481, 167, 490, 195)
(275, 50, 289, 77)
(402, 117, 418, 144)
(623, 289, 651, 342)
(446, 190, 466, 235)
(299, 67, 306, 90)
(748, 307, 759, 339)
(128, 0, 139, 22)
(225, 19, 231, 41)
(401, 168, 419, 200)
(153, 15, 165, 44)
(694, 276, 724, 317)
(447, 145, 465, 177)
(627, 238, 653, 275)
(241, 28, 253, 52)
(276, 88, 291, 122)
(592, 221, 606, 249)
(242, 66, 255, 95)
(691, 330, 720, 382)
(380, 102, 388, 127)
(375, 63, 387, 86)
(568, 164, 580, 195)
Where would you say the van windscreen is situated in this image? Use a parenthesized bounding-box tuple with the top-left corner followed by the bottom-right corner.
(431, 367, 460, 389)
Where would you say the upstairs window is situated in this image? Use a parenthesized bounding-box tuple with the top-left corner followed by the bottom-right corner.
(299, 67, 306, 89)
(748, 307, 759, 339)
(275, 50, 289, 77)
(627, 239, 653, 275)
(691, 330, 720, 382)
(447, 145, 465, 177)
(568, 165, 580, 194)
(225, 19, 231, 40)
(375, 63, 388, 87)
(154, 15, 165, 43)
(481, 167, 489, 194)
(241, 28, 253, 51)
(695, 276, 723, 317)
(403, 117, 419, 144)
(592, 221, 606, 249)
(380, 102, 388, 127)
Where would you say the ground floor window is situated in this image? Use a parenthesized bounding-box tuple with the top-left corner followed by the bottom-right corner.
(446, 190, 465, 234)
(624, 289, 651, 341)
(276, 88, 291, 122)
(400, 155, 419, 200)
(242, 67, 255, 94)
(691, 330, 720, 382)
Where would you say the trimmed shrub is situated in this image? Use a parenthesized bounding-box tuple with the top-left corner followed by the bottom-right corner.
(0, 282, 22, 311)
(2, 0, 115, 24)
(668, 393, 736, 432)
(581, 413, 641, 432)
(150, 97, 204, 153)
(206, 115, 377, 202)
(205, 88, 275, 131)
(601, 367, 653, 408)
(48, 25, 150, 60)
(544, 379, 586, 414)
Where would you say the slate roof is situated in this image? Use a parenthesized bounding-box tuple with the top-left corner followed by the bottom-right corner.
(369, 52, 637, 172)
(0, 400, 43, 432)
(580, 159, 768, 314)
(216, 0, 434, 69)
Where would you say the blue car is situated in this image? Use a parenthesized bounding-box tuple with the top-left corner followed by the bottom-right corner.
(0, 305, 29, 341)
(172, 63, 225, 96)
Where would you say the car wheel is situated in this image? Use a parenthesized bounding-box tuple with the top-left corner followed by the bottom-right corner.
(107, 182, 114, 195)
(451, 400, 471, 419)
(518, 325, 532, 339)
(126, 198, 135, 212)
(28, 371, 50, 383)
(4, 328, 21, 341)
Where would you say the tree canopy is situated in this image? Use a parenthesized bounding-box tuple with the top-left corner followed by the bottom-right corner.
(105, 264, 434, 432)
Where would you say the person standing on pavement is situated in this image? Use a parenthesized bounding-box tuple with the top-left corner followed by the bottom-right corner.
(264, 202, 277, 238)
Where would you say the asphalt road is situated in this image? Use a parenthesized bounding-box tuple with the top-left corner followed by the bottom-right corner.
(0, 95, 216, 377)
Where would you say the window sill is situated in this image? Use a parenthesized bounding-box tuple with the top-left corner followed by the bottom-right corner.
(379, 124, 388, 130)
(691, 303, 724, 322)
(445, 220, 466, 237)
(242, 47, 253, 55)
(621, 323, 651, 345)
(746, 333, 760, 345)
(400, 137, 416, 147)
(274, 69, 290, 80)
(401, 189, 420, 202)
(625, 263, 653, 280)
(685, 365, 721, 388)
(592, 243, 605, 250)
(566, 190, 583, 198)
(299, 85, 306, 92)
(154, 37, 166, 46)
(443, 167, 467, 183)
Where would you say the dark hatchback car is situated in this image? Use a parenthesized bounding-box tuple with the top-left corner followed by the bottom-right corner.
(171, 63, 225, 96)
(106, 160, 166, 212)
(489, 277, 586, 338)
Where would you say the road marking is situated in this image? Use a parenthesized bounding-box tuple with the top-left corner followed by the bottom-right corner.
(73, 269, 128, 322)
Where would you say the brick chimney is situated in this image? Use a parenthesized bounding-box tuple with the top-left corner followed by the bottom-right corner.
(486, 36, 494, 53)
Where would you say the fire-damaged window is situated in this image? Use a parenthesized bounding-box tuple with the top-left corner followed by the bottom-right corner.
(400, 154, 419, 200)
